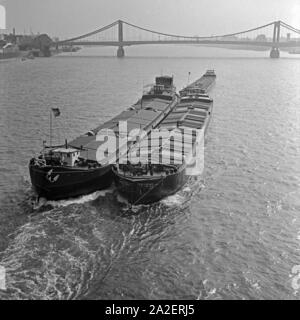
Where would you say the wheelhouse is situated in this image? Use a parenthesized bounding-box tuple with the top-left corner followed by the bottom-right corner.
(142, 75, 176, 101)
(52, 148, 80, 167)
(204, 70, 216, 77)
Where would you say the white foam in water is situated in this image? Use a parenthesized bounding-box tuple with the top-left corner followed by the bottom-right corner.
(183, 186, 191, 193)
(160, 193, 186, 207)
(116, 193, 129, 205)
(46, 188, 114, 208)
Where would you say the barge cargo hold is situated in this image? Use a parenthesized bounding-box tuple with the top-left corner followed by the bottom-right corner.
(113, 70, 216, 205)
(29, 76, 178, 200)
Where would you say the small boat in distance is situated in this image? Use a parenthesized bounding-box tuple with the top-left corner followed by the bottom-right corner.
(29, 75, 178, 200)
(289, 49, 300, 55)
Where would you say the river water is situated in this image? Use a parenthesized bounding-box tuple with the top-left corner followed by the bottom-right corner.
(0, 46, 299, 300)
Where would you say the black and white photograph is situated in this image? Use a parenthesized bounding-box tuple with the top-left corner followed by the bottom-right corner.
(0, 0, 300, 304)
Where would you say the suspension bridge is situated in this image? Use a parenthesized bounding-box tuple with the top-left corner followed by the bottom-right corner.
(57, 20, 300, 58)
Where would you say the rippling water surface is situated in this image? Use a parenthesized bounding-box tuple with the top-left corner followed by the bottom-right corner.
(0, 47, 299, 299)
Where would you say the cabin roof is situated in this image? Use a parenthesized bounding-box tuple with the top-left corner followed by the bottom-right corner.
(156, 75, 173, 79)
(53, 147, 78, 154)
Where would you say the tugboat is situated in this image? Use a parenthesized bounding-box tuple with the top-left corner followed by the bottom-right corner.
(29, 143, 113, 200)
(29, 75, 178, 200)
(112, 70, 216, 205)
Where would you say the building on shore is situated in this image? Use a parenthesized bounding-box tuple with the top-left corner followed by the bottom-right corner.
(0, 42, 20, 59)
(0, 31, 53, 58)
(17, 34, 53, 57)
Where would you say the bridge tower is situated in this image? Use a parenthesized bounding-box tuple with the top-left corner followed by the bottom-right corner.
(117, 20, 125, 58)
(270, 21, 281, 58)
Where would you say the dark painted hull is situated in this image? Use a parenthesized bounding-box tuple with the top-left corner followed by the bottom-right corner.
(113, 167, 188, 205)
(29, 164, 113, 200)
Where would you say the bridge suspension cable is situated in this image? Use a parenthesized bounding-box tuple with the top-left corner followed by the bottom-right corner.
(59, 21, 119, 43)
(279, 21, 300, 35)
(59, 19, 300, 45)
(123, 20, 275, 40)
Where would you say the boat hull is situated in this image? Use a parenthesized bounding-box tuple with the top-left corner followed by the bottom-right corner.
(113, 167, 188, 205)
(113, 71, 215, 205)
(29, 164, 113, 200)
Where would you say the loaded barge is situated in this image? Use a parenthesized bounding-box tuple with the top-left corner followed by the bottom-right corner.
(113, 70, 216, 204)
(29, 76, 178, 200)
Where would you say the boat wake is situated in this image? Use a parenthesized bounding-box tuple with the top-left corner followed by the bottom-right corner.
(160, 193, 187, 207)
(0, 194, 133, 300)
(0, 173, 205, 300)
(30, 187, 116, 212)
(46, 188, 115, 208)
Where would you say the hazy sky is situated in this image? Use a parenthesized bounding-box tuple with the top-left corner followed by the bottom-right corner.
(0, 0, 299, 38)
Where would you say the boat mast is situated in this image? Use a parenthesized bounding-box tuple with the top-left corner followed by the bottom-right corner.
(50, 109, 52, 148)
(187, 72, 191, 86)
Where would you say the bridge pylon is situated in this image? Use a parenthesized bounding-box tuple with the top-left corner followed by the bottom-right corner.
(270, 21, 281, 58)
(117, 46, 125, 58)
(117, 20, 125, 58)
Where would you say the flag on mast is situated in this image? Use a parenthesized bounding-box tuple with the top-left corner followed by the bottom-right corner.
(51, 108, 61, 117)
